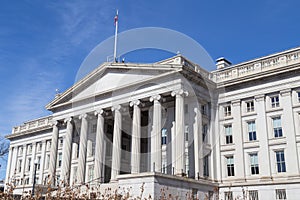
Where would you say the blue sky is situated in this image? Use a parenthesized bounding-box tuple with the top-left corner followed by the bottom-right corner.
(1, 0, 300, 178)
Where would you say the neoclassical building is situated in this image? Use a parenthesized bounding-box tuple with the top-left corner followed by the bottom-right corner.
(5, 46, 300, 199)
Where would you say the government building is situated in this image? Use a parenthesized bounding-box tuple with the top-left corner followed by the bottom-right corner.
(5, 46, 300, 199)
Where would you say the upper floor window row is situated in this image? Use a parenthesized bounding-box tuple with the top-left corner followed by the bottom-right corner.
(224, 105, 231, 117)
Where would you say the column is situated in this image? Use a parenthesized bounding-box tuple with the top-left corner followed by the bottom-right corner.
(171, 89, 188, 175)
(39, 141, 47, 184)
(61, 117, 73, 184)
(150, 95, 162, 172)
(77, 114, 89, 184)
(5, 147, 13, 184)
(21, 145, 27, 180)
(130, 100, 141, 173)
(281, 89, 300, 174)
(29, 142, 37, 184)
(232, 100, 245, 179)
(111, 105, 122, 181)
(255, 95, 272, 178)
(94, 110, 105, 183)
(193, 105, 203, 179)
(49, 121, 59, 185)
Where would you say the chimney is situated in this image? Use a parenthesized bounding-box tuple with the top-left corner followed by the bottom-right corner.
(216, 57, 231, 69)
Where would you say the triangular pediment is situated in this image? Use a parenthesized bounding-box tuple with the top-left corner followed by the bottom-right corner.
(46, 62, 182, 111)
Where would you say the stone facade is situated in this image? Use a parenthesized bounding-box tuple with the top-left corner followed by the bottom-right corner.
(5, 47, 300, 199)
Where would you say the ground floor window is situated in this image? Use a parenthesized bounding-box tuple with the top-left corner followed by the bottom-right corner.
(276, 189, 287, 200)
(248, 190, 258, 200)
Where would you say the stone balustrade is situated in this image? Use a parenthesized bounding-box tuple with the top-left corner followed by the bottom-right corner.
(12, 116, 53, 134)
(212, 47, 300, 82)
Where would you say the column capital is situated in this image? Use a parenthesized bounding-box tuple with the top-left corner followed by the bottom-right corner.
(111, 105, 122, 112)
(280, 89, 292, 97)
(232, 100, 241, 107)
(64, 117, 73, 124)
(255, 94, 265, 102)
(94, 109, 104, 116)
(50, 120, 60, 127)
(171, 89, 188, 97)
(129, 100, 141, 107)
(150, 94, 161, 102)
(79, 113, 88, 120)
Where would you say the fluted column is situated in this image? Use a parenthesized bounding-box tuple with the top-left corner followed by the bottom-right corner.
(193, 105, 203, 179)
(130, 100, 141, 173)
(5, 147, 13, 184)
(111, 105, 122, 181)
(77, 114, 89, 184)
(94, 110, 105, 183)
(171, 89, 188, 175)
(49, 121, 59, 185)
(61, 117, 73, 184)
(150, 95, 162, 172)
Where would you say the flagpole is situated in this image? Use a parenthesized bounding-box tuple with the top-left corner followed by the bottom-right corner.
(113, 10, 119, 62)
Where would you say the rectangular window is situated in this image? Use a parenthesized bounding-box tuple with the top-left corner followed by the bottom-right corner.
(18, 159, 22, 173)
(45, 154, 50, 169)
(161, 128, 167, 145)
(37, 156, 41, 170)
(273, 117, 283, 137)
(88, 165, 94, 182)
(37, 142, 42, 152)
(224, 191, 233, 200)
(298, 92, 300, 103)
(203, 155, 209, 177)
(246, 100, 255, 112)
(249, 190, 258, 200)
(27, 144, 32, 154)
(250, 153, 259, 175)
(18, 146, 23, 156)
(58, 152, 62, 168)
(225, 125, 233, 144)
(276, 189, 287, 200)
(248, 121, 257, 141)
(92, 124, 97, 133)
(59, 137, 63, 148)
(271, 95, 280, 108)
(27, 157, 31, 171)
(276, 151, 286, 173)
(46, 140, 51, 150)
(226, 156, 235, 176)
(224, 105, 231, 117)
(201, 105, 207, 115)
(73, 166, 78, 183)
(202, 124, 208, 143)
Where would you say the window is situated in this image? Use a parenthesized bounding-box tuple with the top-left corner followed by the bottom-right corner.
(161, 128, 167, 145)
(248, 121, 257, 141)
(246, 100, 255, 112)
(203, 155, 209, 177)
(25, 177, 29, 185)
(250, 153, 259, 175)
(224, 105, 231, 117)
(273, 117, 283, 137)
(73, 166, 78, 183)
(88, 165, 94, 182)
(226, 156, 235, 176)
(225, 125, 233, 144)
(45, 154, 50, 169)
(248, 190, 258, 200)
(46, 140, 51, 150)
(276, 151, 286, 173)
(271, 95, 280, 108)
(184, 104, 188, 114)
(18, 159, 22, 173)
(58, 153, 62, 168)
(18, 146, 23, 156)
(276, 189, 287, 200)
(27, 157, 31, 171)
(59, 137, 63, 148)
(202, 124, 208, 143)
(92, 124, 97, 133)
(201, 105, 207, 115)
(37, 142, 42, 152)
(224, 191, 233, 200)
(27, 144, 32, 154)
(298, 92, 300, 103)
(36, 156, 41, 170)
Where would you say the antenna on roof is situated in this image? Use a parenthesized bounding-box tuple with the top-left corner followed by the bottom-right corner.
(113, 10, 119, 63)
